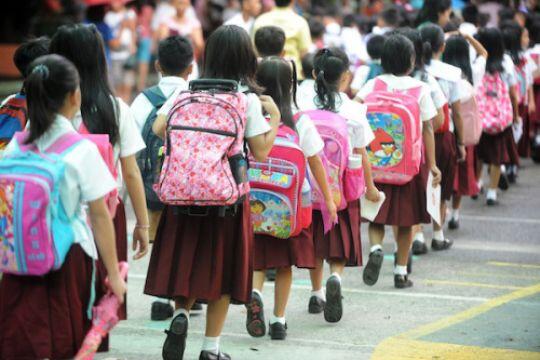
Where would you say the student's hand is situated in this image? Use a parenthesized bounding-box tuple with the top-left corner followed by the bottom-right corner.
(529, 101, 536, 116)
(326, 198, 338, 223)
(457, 144, 466, 162)
(108, 272, 127, 303)
(259, 95, 280, 119)
(132, 226, 149, 260)
(365, 186, 381, 202)
(431, 165, 442, 187)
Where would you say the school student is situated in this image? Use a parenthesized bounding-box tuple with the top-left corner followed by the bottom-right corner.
(246, 57, 337, 340)
(50, 24, 150, 325)
(300, 47, 380, 321)
(145, 25, 281, 360)
(357, 34, 441, 288)
(254, 25, 286, 58)
(350, 35, 386, 97)
(0, 54, 126, 360)
(297, 53, 316, 111)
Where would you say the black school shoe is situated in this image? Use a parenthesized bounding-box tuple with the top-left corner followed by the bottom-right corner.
(151, 301, 174, 321)
(394, 275, 413, 289)
(269, 321, 288, 340)
(162, 313, 188, 360)
(412, 240, 428, 255)
(448, 218, 459, 230)
(246, 291, 266, 337)
(363, 249, 384, 286)
(486, 198, 499, 206)
(498, 172, 509, 191)
(324, 275, 343, 323)
(308, 295, 325, 314)
(431, 238, 454, 251)
(393, 252, 413, 274)
(199, 351, 231, 360)
(191, 301, 204, 314)
(266, 268, 277, 281)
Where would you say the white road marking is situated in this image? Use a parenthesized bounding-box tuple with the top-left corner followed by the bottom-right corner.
(460, 214, 540, 225)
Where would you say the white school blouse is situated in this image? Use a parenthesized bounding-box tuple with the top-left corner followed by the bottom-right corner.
(426, 59, 463, 105)
(3, 115, 117, 259)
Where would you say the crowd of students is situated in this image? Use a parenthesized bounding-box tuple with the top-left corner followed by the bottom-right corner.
(0, 0, 539, 359)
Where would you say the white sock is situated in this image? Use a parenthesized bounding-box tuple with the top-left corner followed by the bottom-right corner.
(270, 314, 286, 324)
(173, 308, 189, 323)
(451, 209, 459, 221)
(487, 188, 497, 200)
(311, 288, 326, 301)
(330, 272, 342, 283)
(201, 336, 220, 355)
(252, 288, 263, 302)
(477, 178, 483, 189)
(433, 230, 444, 241)
(370, 244, 383, 253)
(394, 265, 408, 276)
(501, 165, 506, 173)
(414, 232, 425, 243)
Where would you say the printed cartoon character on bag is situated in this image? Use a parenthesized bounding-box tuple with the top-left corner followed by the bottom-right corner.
(367, 115, 404, 167)
(0, 183, 16, 269)
(250, 199, 266, 229)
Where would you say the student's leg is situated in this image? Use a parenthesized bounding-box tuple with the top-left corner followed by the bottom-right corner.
(432, 201, 453, 250)
(411, 224, 428, 255)
(449, 195, 461, 229)
(487, 164, 500, 205)
(175, 297, 197, 311)
(363, 223, 385, 286)
(252, 270, 266, 293)
(308, 258, 326, 314)
(329, 260, 346, 277)
(394, 226, 414, 288)
(201, 295, 231, 355)
(247, 271, 267, 337)
(309, 258, 324, 292)
(273, 267, 292, 318)
(163, 297, 196, 359)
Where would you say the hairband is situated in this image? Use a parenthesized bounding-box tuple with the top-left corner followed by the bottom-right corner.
(32, 64, 50, 80)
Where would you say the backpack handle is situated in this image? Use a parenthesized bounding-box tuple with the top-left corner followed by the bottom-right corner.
(373, 79, 422, 99)
(189, 79, 238, 92)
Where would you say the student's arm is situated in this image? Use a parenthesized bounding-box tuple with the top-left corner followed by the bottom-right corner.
(120, 155, 149, 260)
(191, 26, 205, 59)
(433, 107, 445, 131)
(451, 101, 466, 161)
(152, 114, 167, 138)
(355, 147, 380, 202)
(422, 120, 442, 186)
(528, 85, 536, 115)
(247, 95, 280, 162)
(308, 155, 338, 222)
(88, 197, 126, 302)
(462, 33, 488, 59)
(509, 85, 520, 123)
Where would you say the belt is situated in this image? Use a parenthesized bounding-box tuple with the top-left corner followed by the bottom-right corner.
(172, 203, 241, 217)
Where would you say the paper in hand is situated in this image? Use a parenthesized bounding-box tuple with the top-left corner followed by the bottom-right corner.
(426, 171, 441, 225)
(360, 191, 386, 222)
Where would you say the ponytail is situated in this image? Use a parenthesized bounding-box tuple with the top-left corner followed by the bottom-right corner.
(422, 41, 433, 66)
(24, 55, 80, 144)
(313, 47, 350, 112)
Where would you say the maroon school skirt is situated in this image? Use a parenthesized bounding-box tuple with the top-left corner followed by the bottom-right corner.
(517, 104, 531, 158)
(454, 146, 479, 197)
(312, 200, 362, 267)
(477, 127, 520, 166)
(435, 131, 457, 201)
(0, 246, 93, 360)
(144, 199, 253, 305)
(372, 160, 431, 227)
(254, 226, 316, 270)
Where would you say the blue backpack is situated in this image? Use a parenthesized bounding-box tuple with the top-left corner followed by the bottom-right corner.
(0, 93, 27, 149)
(136, 86, 168, 210)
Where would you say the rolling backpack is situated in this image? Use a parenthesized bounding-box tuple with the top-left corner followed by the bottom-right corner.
(248, 124, 311, 239)
(364, 79, 423, 185)
(476, 73, 513, 135)
(136, 86, 167, 211)
(0, 131, 83, 275)
(0, 93, 27, 150)
(155, 79, 249, 207)
(460, 81, 482, 146)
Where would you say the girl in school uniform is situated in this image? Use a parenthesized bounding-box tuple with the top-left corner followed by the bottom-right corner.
(146, 25, 281, 360)
(476, 28, 521, 206)
(420, 23, 466, 250)
(357, 34, 442, 288)
(245, 57, 337, 340)
(0, 54, 126, 359)
(442, 33, 488, 229)
(50, 24, 150, 326)
(300, 47, 380, 322)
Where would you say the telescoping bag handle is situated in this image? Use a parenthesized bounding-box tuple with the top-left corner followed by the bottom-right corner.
(189, 79, 239, 92)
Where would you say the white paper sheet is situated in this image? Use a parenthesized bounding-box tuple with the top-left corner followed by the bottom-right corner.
(427, 172, 441, 226)
(360, 191, 386, 222)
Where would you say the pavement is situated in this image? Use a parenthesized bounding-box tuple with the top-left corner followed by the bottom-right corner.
(97, 160, 539, 360)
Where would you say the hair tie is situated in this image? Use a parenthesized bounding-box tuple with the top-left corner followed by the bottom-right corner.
(32, 64, 49, 80)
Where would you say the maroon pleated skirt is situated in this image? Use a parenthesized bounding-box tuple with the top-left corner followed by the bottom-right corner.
(312, 200, 362, 267)
(435, 131, 457, 201)
(454, 145, 479, 196)
(0, 246, 93, 360)
(372, 160, 431, 227)
(144, 199, 253, 305)
(477, 127, 520, 166)
(254, 226, 315, 270)
(517, 104, 531, 158)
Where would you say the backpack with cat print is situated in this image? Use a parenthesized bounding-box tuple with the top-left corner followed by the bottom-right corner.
(476, 73, 513, 135)
(0, 93, 27, 150)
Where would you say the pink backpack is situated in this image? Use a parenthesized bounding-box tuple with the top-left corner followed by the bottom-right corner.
(476, 73, 512, 135)
(364, 79, 423, 185)
(78, 123, 119, 218)
(460, 81, 482, 146)
(248, 125, 311, 239)
(155, 80, 249, 206)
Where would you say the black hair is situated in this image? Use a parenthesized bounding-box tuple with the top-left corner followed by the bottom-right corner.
(301, 53, 315, 80)
(381, 33, 415, 76)
(203, 25, 262, 93)
(500, 21, 523, 65)
(461, 4, 479, 25)
(25, 54, 79, 144)
(254, 26, 286, 57)
(415, 0, 451, 27)
(343, 14, 356, 28)
(530, 20, 540, 45)
(366, 35, 386, 60)
(158, 35, 194, 75)
(50, 24, 119, 145)
(308, 18, 326, 40)
(442, 35, 473, 84)
(498, 7, 516, 25)
(476, 28, 505, 74)
(257, 57, 298, 131)
(393, 27, 427, 78)
(275, 0, 292, 6)
(419, 23, 445, 65)
(14, 37, 50, 78)
(379, 6, 401, 28)
(313, 47, 350, 111)
(86, 4, 107, 23)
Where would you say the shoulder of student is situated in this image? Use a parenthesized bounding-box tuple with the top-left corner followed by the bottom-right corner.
(427, 61, 462, 83)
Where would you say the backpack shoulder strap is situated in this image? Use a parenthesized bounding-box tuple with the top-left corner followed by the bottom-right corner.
(143, 86, 167, 108)
(46, 132, 84, 155)
(373, 78, 388, 92)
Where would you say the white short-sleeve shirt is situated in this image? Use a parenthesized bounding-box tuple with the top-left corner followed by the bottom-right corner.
(413, 71, 447, 109)
(426, 60, 463, 104)
(502, 54, 518, 87)
(3, 115, 117, 259)
(472, 56, 487, 88)
(295, 114, 324, 157)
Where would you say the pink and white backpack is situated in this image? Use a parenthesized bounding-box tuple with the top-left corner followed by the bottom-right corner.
(248, 124, 311, 239)
(155, 80, 249, 206)
(476, 73, 513, 135)
(364, 79, 423, 185)
(460, 81, 482, 146)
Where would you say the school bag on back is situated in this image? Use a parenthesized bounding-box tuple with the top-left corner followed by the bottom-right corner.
(0, 131, 83, 275)
(0, 94, 27, 150)
(476, 73, 513, 135)
(156, 79, 249, 206)
(515, 61, 528, 105)
(460, 81, 482, 146)
(364, 79, 423, 185)
(248, 124, 311, 239)
(136, 86, 167, 211)
(366, 62, 383, 82)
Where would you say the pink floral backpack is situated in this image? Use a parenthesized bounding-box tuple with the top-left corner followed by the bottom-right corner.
(476, 73, 513, 135)
(155, 79, 249, 206)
